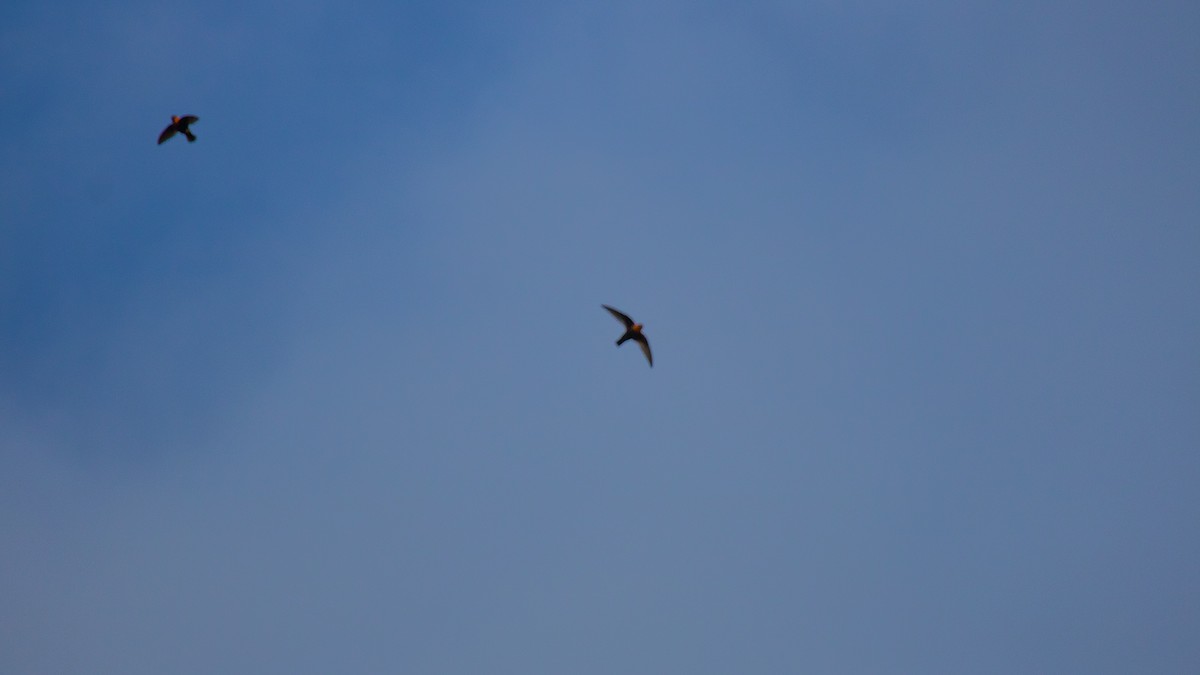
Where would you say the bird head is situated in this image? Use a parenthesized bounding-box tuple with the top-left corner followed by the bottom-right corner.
(171, 115, 180, 123)
(633, 323, 643, 332)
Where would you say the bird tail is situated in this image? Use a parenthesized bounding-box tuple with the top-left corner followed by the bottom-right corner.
(184, 130, 197, 142)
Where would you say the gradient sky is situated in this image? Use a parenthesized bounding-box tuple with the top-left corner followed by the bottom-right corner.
(2, 2, 1198, 673)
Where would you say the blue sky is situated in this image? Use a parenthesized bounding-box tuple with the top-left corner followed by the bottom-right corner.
(2, 1, 1198, 672)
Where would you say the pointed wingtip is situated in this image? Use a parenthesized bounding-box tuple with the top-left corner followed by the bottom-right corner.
(603, 305, 635, 328)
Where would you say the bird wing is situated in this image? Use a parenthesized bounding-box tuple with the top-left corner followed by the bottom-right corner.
(602, 305, 634, 328)
(179, 115, 199, 125)
(157, 126, 177, 144)
(632, 333, 653, 367)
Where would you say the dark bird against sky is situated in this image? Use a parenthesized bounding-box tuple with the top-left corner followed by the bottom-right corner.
(603, 305, 652, 367)
(157, 115, 199, 144)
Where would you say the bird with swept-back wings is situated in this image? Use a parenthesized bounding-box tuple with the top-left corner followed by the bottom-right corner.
(602, 305, 652, 367)
(158, 115, 199, 144)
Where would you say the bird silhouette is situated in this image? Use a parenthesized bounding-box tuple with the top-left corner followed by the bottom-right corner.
(158, 115, 199, 144)
(603, 305, 652, 367)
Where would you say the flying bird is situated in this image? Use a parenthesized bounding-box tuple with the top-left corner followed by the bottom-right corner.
(157, 115, 199, 144)
(603, 305, 652, 367)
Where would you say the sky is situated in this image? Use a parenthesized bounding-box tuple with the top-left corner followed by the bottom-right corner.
(1, 1, 1198, 673)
